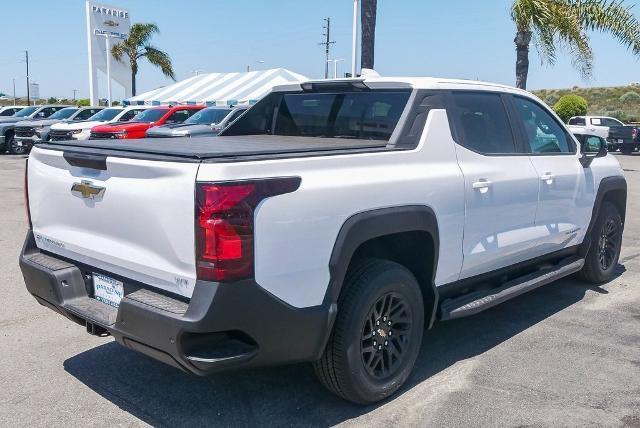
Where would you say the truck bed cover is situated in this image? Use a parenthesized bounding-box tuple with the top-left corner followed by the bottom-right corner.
(39, 135, 391, 162)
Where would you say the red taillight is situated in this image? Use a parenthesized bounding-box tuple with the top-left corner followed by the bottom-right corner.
(24, 158, 32, 229)
(195, 177, 301, 282)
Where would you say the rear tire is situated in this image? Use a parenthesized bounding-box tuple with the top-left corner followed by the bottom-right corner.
(580, 202, 623, 283)
(313, 259, 424, 404)
(620, 145, 634, 155)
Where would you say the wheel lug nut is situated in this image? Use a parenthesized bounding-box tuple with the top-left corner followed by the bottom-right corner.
(378, 345, 382, 350)
(373, 341, 377, 346)
(372, 330, 376, 336)
(384, 341, 388, 346)
(387, 321, 392, 326)
(389, 331, 392, 336)
(383, 316, 387, 321)
(376, 321, 380, 325)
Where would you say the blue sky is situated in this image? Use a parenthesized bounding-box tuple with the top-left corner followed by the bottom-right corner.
(1, 0, 640, 100)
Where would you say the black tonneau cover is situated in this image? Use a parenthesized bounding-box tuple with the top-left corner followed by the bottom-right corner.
(39, 135, 391, 162)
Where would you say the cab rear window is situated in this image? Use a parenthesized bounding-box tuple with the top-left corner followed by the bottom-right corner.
(223, 90, 411, 141)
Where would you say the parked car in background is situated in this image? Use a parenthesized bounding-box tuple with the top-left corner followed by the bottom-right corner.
(567, 116, 639, 154)
(145, 105, 249, 138)
(0, 106, 26, 117)
(12, 106, 104, 153)
(89, 105, 204, 140)
(49, 106, 152, 141)
(0, 105, 70, 154)
(21, 77, 626, 404)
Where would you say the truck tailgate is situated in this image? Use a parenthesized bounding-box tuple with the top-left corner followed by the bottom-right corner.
(608, 126, 635, 140)
(28, 147, 199, 298)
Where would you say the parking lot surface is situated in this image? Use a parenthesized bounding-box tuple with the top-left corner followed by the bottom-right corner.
(0, 153, 638, 427)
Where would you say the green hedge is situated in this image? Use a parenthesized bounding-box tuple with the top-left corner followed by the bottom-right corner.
(553, 95, 588, 123)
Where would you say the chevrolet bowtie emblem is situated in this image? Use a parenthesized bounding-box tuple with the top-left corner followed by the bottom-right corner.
(71, 180, 105, 200)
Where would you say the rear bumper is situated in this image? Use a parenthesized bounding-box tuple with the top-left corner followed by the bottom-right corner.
(19, 231, 335, 375)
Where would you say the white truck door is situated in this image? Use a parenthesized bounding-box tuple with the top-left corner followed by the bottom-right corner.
(588, 117, 610, 139)
(512, 96, 595, 250)
(449, 91, 541, 279)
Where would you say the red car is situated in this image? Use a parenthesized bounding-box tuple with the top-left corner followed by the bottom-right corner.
(89, 105, 204, 140)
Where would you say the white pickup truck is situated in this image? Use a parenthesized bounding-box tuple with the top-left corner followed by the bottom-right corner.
(20, 77, 626, 404)
(568, 115, 639, 154)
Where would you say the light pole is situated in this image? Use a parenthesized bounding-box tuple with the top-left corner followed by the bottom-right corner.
(73, 89, 78, 101)
(326, 59, 345, 79)
(246, 60, 265, 72)
(95, 32, 123, 106)
(351, 0, 359, 77)
(12, 78, 16, 105)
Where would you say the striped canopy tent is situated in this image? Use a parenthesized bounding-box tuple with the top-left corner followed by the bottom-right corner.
(124, 68, 307, 106)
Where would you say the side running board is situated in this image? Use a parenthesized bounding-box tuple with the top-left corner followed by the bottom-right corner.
(440, 256, 585, 321)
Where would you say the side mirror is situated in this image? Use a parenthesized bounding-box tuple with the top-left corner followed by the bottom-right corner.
(579, 135, 607, 168)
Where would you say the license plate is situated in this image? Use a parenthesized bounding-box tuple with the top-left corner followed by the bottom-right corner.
(93, 273, 124, 308)
(618, 139, 624, 144)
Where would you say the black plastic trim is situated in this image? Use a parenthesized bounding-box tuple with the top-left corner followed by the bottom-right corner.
(19, 231, 336, 375)
(324, 205, 440, 328)
(579, 175, 627, 256)
(63, 151, 108, 170)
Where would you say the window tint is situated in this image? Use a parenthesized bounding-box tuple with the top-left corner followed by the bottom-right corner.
(601, 118, 623, 127)
(166, 109, 192, 123)
(48, 107, 78, 120)
(0, 108, 16, 116)
(76, 109, 100, 120)
(37, 107, 59, 118)
(450, 92, 516, 154)
(118, 109, 141, 121)
(133, 108, 168, 123)
(568, 117, 586, 126)
(223, 90, 410, 141)
(513, 96, 574, 154)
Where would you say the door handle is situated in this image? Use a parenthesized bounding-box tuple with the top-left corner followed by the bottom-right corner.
(472, 179, 492, 192)
(540, 173, 554, 184)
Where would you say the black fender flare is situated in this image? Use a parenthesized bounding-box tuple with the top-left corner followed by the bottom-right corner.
(580, 175, 627, 256)
(323, 205, 440, 328)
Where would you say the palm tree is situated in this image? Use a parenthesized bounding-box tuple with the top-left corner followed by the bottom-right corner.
(361, 0, 378, 70)
(512, 0, 640, 90)
(111, 23, 176, 96)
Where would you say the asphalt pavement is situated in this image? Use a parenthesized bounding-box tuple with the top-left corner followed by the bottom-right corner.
(0, 153, 638, 427)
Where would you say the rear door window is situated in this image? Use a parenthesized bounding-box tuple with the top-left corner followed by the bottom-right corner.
(449, 92, 517, 154)
(568, 117, 586, 126)
(223, 90, 411, 141)
(602, 118, 624, 127)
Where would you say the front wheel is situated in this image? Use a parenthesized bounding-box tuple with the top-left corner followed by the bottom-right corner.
(8, 138, 28, 155)
(313, 259, 424, 404)
(580, 202, 623, 283)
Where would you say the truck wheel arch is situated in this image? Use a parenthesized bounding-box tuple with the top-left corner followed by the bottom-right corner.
(325, 205, 440, 329)
(580, 175, 627, 256)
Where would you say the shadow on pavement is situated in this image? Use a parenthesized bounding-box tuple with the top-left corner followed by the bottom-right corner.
(64, 274, 614, 427)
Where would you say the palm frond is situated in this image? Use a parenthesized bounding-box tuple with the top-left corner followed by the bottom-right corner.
(143, 46, 176, 80)
(573, 0, 640, 54)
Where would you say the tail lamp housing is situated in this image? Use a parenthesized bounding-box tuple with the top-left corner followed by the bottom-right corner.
(195, 177, 301, 282)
